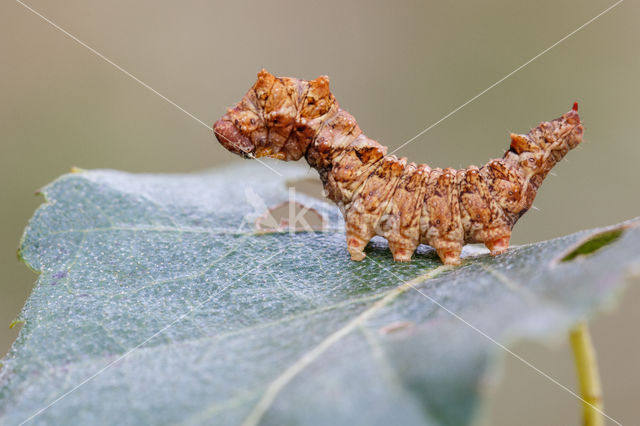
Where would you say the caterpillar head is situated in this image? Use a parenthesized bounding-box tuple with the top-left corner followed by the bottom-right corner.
(214, 69, 336, 161)
(505, 103, 584, 184)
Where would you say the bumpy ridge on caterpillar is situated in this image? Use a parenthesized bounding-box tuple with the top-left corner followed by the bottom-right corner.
(214, 69, 584, 265)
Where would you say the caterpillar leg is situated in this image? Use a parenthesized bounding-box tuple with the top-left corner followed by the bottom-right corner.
(388, 240, 418, 262)
(485, 234, 511, 256)
(346, 231, 369, 261)
(433, 240, 463, 266)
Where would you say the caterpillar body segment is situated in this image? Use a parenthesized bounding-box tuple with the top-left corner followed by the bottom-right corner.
(214, 70, 584, 265)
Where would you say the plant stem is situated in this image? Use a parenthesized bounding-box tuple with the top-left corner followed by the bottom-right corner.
(570, 321, 604, 426)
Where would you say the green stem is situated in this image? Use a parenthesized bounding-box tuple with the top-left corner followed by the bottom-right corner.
(570, 321, 604, 426)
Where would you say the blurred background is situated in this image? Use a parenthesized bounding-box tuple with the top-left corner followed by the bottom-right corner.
(1, 0, 638, 424)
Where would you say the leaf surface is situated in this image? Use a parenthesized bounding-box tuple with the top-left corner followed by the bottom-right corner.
(1, 163, 638, 426)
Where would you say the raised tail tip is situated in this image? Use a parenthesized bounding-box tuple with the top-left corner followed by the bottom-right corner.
(563, 102, 581, 126)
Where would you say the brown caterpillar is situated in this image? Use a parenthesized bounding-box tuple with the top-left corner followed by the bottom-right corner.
(214, 69, 584, 265)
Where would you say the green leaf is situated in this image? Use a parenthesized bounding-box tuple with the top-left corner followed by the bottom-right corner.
(1, 163, 639, 425)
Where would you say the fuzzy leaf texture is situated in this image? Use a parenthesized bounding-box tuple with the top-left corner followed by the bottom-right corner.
(1, 163, 639, 426)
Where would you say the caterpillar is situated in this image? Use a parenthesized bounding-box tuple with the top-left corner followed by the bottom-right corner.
(214, 69, 584, 265)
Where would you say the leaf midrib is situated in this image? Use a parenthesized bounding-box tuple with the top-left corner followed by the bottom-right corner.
(239, 264, 453, 426)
